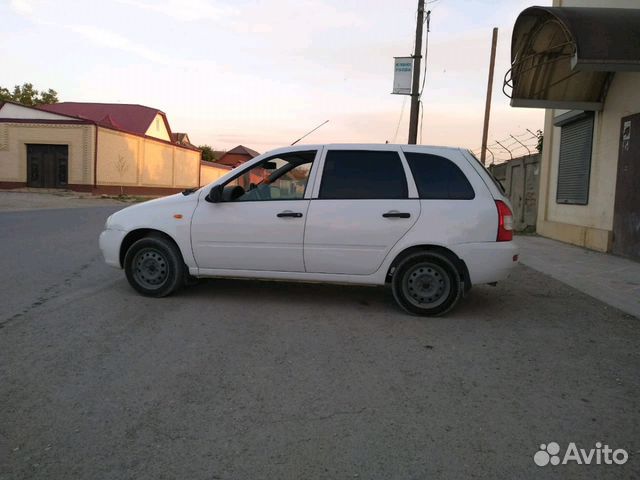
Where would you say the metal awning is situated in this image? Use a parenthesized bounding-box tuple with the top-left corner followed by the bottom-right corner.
(505, 6, 640, 110)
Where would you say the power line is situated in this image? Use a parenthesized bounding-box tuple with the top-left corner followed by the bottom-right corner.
(393, 96, 408, 143)
(419, 100, 424, 144)
(419, 10, 431, 98)
(418, 9, 431, 143)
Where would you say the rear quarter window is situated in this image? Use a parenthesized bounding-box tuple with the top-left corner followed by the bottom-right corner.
(404, 152, 475, 200)
(466, 150, 506, 194)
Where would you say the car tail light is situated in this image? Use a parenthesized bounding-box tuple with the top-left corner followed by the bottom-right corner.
(496, 200, 513, 241)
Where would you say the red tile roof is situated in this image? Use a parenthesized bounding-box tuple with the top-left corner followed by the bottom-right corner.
(38, 102, 167, 137)
(172, 132, 193, 146)
(216, 145, 261, 167)
(227, 145, 260, 158)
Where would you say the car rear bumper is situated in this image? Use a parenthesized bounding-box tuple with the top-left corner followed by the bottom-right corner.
(99, 229, 127, 268)
(452, 241, 519, 285)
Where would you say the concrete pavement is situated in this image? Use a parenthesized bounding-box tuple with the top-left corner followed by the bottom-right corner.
(516, 235, 640, 319)
(0, 190, 133, 212)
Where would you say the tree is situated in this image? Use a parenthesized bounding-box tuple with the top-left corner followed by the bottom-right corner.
(535, 129, 543, 153)
(199, 145, 218, 162)
(114, 154, 129, 197)
(0, 83, 59, 106)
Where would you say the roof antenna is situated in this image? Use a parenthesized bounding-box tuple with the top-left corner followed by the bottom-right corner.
(291, 120, 329, 145)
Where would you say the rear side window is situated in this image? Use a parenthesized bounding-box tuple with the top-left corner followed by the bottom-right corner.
(404, 152, 475, 200)
(319, 150, 408, 199)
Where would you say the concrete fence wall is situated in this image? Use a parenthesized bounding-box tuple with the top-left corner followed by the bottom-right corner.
(200, 161, 232, 186)
(0, 121, 208, 195)
(490, 154, 540, 232)
(97, 127, 201, 190)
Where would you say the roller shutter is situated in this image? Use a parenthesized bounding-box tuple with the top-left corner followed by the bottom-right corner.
(556, 113, 594, 204)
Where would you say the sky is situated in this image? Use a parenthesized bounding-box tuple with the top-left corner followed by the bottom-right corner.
(1, 0, 547, 160)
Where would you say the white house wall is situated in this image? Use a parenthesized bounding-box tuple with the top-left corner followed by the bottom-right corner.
(537, 0, 640, 251)
(144, 113, 171, 141)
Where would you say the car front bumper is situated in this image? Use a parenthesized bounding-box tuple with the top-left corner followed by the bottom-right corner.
(99, 229, 127, 268)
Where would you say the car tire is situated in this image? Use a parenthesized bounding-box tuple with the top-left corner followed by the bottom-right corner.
(391, 251, 462, 316)
(124, 235, 185, 297)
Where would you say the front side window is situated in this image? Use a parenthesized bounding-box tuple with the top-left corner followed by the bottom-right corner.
(319, 150, 408, 199)
(225, 151, 315, 201)
(405, 152, 474, 200)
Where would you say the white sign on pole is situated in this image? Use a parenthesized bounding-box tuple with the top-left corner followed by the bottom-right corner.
(392, 57, 413, 95)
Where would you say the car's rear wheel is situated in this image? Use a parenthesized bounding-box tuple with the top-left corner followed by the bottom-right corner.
(391, 251, 462, 316)
(124, 235, 185, 297)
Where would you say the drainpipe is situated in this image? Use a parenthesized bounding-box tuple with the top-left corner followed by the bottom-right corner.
(93, 123, 98, 190)
(197, 149, 202, 187)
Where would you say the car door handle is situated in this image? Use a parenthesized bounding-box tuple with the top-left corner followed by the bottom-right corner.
(382, 211, 411, 218)
(277, 211, 303, 218)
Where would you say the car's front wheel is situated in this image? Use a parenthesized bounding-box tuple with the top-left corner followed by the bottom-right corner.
(124, 235, 185, 297)
(391, 251, 462, 316)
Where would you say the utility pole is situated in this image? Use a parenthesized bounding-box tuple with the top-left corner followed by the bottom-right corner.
(480, 27, 498, 166)
(408, 0, 425, 145)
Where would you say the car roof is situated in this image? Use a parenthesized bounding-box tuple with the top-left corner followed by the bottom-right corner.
(263, 143, 465, 156)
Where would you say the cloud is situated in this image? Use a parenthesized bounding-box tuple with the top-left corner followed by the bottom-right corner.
(9, 0, 33, 15)
(8, 0, 174, 65)
(115, 0, 237, 22)
(227, 0, 365, 46)
(68, 24, 175, 65)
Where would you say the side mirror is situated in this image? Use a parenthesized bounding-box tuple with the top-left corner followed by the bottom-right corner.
(206, 184, 223, 203)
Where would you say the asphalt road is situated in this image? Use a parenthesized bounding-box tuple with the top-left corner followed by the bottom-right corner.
(1, 206, 639, 480)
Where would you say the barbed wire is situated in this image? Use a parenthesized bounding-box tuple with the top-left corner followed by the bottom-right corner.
(470, 129, 541, 166)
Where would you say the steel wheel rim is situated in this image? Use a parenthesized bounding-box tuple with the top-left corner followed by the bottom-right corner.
(132, 248, 169, 290)
(402, 262, 451, 308)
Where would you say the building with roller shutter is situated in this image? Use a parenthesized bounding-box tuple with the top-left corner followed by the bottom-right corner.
(0, 101, 201, 195)
(507, 1, 640, 261)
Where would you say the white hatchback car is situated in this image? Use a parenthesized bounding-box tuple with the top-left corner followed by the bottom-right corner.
(100, 144, 518, 316)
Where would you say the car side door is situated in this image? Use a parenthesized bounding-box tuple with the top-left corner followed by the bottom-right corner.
(303, 147, 420, 275)
(191, 149, 319, 272)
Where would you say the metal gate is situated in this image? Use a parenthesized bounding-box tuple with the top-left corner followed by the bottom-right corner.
(26, 144, 69, 188)
(612, 113, 640, 260)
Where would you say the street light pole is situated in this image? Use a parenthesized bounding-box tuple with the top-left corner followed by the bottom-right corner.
(408, 0, 425, 145)
(480, 28, 498, 166)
